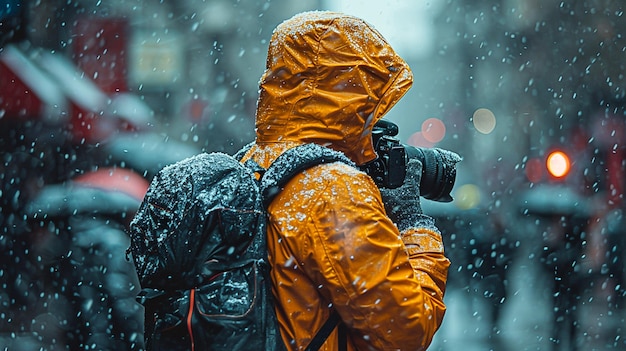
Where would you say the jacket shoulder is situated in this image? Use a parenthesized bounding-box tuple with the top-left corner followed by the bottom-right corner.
(280, 161, 380, 205)
(309, 161, 367, 180)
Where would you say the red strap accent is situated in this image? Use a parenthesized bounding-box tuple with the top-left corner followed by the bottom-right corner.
(187, 289, 196, 351)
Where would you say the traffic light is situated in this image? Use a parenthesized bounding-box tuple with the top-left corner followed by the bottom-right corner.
(546, 150, 571, 179)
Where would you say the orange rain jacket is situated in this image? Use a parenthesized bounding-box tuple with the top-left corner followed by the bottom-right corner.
(240, 11, 449, 351)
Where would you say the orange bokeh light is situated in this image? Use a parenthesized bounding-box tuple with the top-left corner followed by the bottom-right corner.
(546, 151, 571, 178)
(421, 118, 446, 143)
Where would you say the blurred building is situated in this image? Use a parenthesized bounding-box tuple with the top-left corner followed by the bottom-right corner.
(2, 0, 321, 155)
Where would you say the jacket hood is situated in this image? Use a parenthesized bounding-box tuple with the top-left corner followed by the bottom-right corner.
(255, 11, 413, 165)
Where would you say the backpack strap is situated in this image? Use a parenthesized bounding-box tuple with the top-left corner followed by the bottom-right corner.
(233, 141, 255, 162)
(261, 143, 355, 208)
(304, 310, 347, 351)
(259, 143, 353, 350)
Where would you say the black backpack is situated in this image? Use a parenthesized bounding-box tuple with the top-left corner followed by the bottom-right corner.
(127, 143, 353, 351)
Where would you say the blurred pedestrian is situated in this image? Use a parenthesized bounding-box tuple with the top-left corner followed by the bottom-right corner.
(0, 119, 72, 343)
(466, 211, 516, 334)
(25, 168, 148, 350)
(539, 213, 589, 351)
(521, 185, 590, 351)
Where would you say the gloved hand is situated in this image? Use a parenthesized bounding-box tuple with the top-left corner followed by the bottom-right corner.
(379, 159, 431, 232)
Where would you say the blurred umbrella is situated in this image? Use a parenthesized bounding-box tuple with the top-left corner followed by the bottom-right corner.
(73, 167, 150, 201)
(103, 132, 200, 179)
(26, 167, 149, 220)
(518, 184, 590, 217)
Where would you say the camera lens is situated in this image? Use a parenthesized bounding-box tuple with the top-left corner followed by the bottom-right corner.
(405, 146, 456, 202)
(365, 119, 459, 202)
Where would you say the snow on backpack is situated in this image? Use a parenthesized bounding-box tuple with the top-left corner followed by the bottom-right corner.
(127, 143, 353, 351)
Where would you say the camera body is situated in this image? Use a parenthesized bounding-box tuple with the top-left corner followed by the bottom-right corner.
(360, 119, 458, 202)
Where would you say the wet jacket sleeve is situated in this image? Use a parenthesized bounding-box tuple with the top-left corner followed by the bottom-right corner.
(293, 166, 449, 350)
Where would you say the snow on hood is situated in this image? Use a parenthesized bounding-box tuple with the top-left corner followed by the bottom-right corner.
(255, 11, 413, 165)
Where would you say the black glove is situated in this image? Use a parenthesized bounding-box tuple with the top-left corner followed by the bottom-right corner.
(379, 159, 430, 232)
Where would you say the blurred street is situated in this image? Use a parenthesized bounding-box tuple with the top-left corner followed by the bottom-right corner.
(430, 243, 625, 351)
(2, 247, 624, 350)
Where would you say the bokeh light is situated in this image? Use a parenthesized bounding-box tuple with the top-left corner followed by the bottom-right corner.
(546, 150, 571, 178)
(455, 183, 481, 210)
(421, 117, 446, 143)
(472, 108, 496, 134)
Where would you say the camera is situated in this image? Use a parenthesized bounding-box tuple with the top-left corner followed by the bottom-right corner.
(360, 119, 459, 202)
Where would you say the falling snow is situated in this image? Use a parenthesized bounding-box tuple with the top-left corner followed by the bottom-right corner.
(1, 1, 625, 350)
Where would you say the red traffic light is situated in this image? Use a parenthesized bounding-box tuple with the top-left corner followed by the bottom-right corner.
(546, 150, 571, 178)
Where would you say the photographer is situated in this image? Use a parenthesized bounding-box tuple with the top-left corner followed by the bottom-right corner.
(239, 11, 458, 350)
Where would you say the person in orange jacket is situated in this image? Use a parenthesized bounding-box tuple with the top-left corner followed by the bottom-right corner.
(239, 11, 451, 351)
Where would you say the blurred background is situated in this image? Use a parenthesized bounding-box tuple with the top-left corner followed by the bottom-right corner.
(1, 0, 625, 350)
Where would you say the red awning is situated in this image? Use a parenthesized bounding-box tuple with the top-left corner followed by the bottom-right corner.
(1, 43, 154, 143)
(0, 44, 67, 122)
